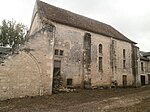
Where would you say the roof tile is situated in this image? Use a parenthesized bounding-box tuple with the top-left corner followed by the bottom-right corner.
(37, 0, 136, 44)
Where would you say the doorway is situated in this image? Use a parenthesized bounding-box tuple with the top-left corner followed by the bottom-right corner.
(148, 74, 150, 84)
(122, 75, 127, 87)
(53, 60, 62, 92)
(141, 75, 145, 86)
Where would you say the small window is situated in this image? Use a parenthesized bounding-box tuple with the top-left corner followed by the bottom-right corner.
(67, 79, 73, 86)
(99, 44, 102, 54)
(141, 62, 144, 71)
(123, 60, 126, 69)
(55, 49, 59, 55)
(112, 40, 115, 44)
(60, 50, 64, 56)
(99, 57, 102, 71)
(123, 49, 125, 58)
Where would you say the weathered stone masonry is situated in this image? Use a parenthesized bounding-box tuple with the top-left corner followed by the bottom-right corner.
(0, 0, 141, 100)
(0, 1, 55, 100)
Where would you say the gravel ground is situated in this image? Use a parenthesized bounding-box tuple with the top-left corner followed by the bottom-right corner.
(0, 85, 150, 112)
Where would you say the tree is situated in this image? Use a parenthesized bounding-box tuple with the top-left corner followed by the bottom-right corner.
(0, 19, 27, 51)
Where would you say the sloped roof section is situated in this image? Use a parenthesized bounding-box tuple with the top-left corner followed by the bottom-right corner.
(140, 51, 150, 57)
(37, 0, 136, 44)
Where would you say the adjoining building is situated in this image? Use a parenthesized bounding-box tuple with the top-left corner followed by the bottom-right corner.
(140, 51, 150, 85)
(0, 0, 141, 100)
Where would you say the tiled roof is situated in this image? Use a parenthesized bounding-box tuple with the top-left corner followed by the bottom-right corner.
(140, 55, 149, 61)
(140, 51, 150, 61)
(37, 0, 136, 44)
(140, 51, 150, 57)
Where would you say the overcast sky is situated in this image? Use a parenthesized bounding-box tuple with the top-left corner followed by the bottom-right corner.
(0, 0, 150, 51)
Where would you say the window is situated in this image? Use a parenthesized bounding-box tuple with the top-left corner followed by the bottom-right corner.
(60, 50, 64, 56)
(99, 44, 102, 54)
(123, 60, 126, 69)
(123, 49, 125, 58)
(112, 40, 115, 44)
(123, 49, 126, 69)
(67, 79, 73, 86)
(99, 57, 102, 71)
(55, 49, 59, 55)
(141, 62, 144, 71)
(98, 44, 103, 72)
(55, 49, 64, 56)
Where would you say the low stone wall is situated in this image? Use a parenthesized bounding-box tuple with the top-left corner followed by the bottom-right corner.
(0, 51, 41, 100)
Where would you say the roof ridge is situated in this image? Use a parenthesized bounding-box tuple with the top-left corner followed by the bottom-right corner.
(37, 0, 136, 44)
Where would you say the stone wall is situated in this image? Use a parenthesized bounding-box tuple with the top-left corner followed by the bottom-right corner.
(0, 1, 140, 100)
(0, 2, 55, 100)
(0, 16, 139, 101)
(53, 22, 136, 88)
(54, 23, 84, 88)
(114, 40, 133, 86)
(0, 27, 54, 100)
(0, 52, 40, 100)
(90, 32, 112, 87)
(140, 60, 150, 85)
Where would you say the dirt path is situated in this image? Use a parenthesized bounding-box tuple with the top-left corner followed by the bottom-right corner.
(0, 85, 150, 112)
(66, 90, 150, 112)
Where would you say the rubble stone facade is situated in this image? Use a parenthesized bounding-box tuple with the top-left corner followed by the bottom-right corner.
(0, 0, 141, 100)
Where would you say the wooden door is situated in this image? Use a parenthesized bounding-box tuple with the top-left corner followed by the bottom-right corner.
(53, 60, 61, 92)
(141, 75, 145, 86)
(123, 75, 127, 87)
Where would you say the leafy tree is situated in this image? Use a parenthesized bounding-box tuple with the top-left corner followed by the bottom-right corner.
(0, 19, 27, 51)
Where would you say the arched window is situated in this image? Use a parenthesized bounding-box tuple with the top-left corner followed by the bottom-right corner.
(99, 44, 102, 54)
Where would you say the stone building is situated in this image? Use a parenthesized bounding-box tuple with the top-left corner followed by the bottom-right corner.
(0, 0, 140, 100)
(140, 51, 150, 85)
